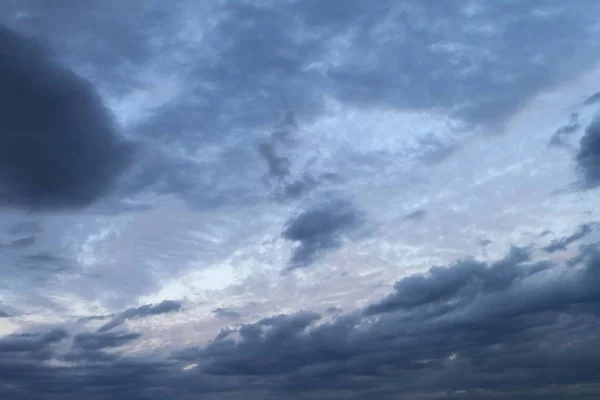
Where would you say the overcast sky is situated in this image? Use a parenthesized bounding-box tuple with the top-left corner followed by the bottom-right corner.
(1, 1, 600, 399)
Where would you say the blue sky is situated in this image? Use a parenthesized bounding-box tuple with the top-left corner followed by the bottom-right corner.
(1, 1, 600, 399)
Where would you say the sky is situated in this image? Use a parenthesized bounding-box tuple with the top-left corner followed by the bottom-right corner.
(1, 1, 600, 399)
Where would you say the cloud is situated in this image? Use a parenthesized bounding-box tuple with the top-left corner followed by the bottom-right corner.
(212, 308, 242, 320)
(1, 0, 591, 213)
(104, 0, 600, 211)
(259, 142, 291, 180)
(63, 348, 119, 364)
(199, 311, 322, 375)
(584, 91, 600, 106)
(73, 331, 142, 351)
(282, 199, 363, 269)
(258, 111, 299, 181)
(2, 1, 168, 95)
(0, 240, 600, 398)
(3, 236, 37, 250)
(0, 26, 132, 211)
(17, 252, 73, 273)
(479, 238, 493, 246)
(0, 327, 68, 359)
(403, 209, 428, 222)
(363, 246, 535, 315)
(577, 117, 600, 188)
(2, 2, 600, 399)
(78, 315, 112, 324)
(7, 221, 43, 235)
(548, 113, 580, 147)
(543, 223, 595, 253)
(413, 132, 459, 164)
(181, 241, 600, 398)
(98, 300, 182, 332)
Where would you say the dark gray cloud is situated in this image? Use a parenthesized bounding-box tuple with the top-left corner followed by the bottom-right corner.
(17, 252, 73, 273)
(212, 308, 242, 320)
(2, 0, 173, 95)
(98, 300, 182, 332)
(258, 111, 299, 181)
(0, 26, 132, 211)
(77, 315, 111, 324)
(413, 132, 460, 164)
(364, 246, 536, 315)
(3, 236, 37, 250)
(7, 221, 42, 235)
(0, 309, 9, 318)
(258, 112, 344, 203)
(539, 229, 553, 237)
(63, 348, 119, 364)
(326, 306, 343, 315)
(282, 199, 363, 269)
(479, 238, 493, 246)
(9, 0, 598, 140)
(72, 332, 142, 351)
(214, 327, 236, 342)
(584, 91, 600, 106)
(0, 327, 68, 360)
(577, 117, 600, 188)
(181, 241, 600, 398)
(543, 223, 595, 253)
(259, 142, 291, 180)
(1, 240, 600, 398)
(67, 330, 142, 365)
(549, 113, 580, 147)
(403, 209, 428, 222)
(0, 1, 598, 212)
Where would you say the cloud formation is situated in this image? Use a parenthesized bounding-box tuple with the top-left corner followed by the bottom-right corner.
(403, 209, 428, 222)
(213, 308, 242, 320)
(73, 331, 142, 351)
(0, 26, 132, 210)
(98, 300, 182, 332)
(185, 242, 600, 398)
(549, 113, 580, 147)
(0, 241, 600, 398)
(0, 327, 68, 359)
(7, 221, 43, 235)
(1, 2, 600, 400)
(544, 223, 595, 253)
(282, 199, 363, 269)
(577, 117, 600, 188)
(3, 236, 37, 250)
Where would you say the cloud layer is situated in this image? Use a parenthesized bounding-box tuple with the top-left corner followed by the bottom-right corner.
(0, 241, 599, 399)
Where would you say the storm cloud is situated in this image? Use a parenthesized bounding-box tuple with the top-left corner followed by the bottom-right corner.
(549, 113, 580, 147)
(183, 242, 600, 398)
(1, 1, 600, 400)
(73, 331, 142, 351)
(98, 300, 182, 332)
(0, 327, 68, 360)
(577, 116, 600, 188)
(0, 26, 132, 210)
(7, 221, 43, 235)
(282, 199, 362, 269)
(0, 241, 600, 398)
(212, 308, 243, 320)
(3, 236, 37, 250)
(544, 223, 595, 253)
(403, 209, 428, 222)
